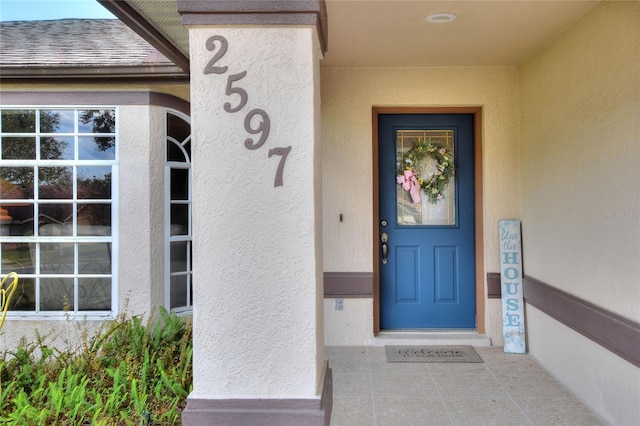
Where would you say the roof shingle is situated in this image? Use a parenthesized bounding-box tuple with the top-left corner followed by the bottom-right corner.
(0, 19, 172, 67)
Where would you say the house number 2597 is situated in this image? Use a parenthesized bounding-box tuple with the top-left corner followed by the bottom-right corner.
(204, 35, 291, 188)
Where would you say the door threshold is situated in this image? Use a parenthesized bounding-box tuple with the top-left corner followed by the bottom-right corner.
(374, 331, 491, 347)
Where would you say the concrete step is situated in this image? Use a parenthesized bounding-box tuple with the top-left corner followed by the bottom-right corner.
(374, 331, 491, 347)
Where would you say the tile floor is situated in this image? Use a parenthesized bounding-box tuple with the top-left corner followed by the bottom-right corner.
(326, 346, 604, 426)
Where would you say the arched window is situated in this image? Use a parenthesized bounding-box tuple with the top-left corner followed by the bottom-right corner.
(164, 110, 192, 313)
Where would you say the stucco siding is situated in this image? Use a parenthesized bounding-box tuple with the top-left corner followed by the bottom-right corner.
(118, 105, 165, 319)
(0, 320, 103, 355)
(323, 298, 374, 346)
(519, 2, 640, 424)
(527, 305, 640, 425)
(187, 26, 324, 399)
(321, 66, 520, 346)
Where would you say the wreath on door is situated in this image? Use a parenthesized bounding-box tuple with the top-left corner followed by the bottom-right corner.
(396, 140, 455, 204)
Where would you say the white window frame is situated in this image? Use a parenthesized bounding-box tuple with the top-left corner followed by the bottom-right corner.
(163, 108, 192, 315)
(0, 106, 118, 320)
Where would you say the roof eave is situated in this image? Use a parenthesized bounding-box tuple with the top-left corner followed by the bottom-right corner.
(0, 65, 190, 82)
(97, 0, 190, 73)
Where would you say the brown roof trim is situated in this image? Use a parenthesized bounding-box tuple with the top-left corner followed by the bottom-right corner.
(0, 65, 188, 81)
(0, 76, 190, 85)
(177, 0, 328, 54)
(97, 0, 190, 72)
(0, 91, 190, 116)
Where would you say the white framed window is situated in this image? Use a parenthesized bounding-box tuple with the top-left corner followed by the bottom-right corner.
(0, 107, 117, 317)
(164, 109, 192, 314)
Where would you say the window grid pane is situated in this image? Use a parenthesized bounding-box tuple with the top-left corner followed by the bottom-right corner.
(396, 129, 456, 226)
(0, 108, 116, 314)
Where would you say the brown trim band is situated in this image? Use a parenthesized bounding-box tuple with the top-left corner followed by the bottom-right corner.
(149, 93, 191, 116)
(182, 362, 332, 425)
(177, 0, 328, 54)
(524, 276, 640, 368)
(97, 0, 190, 72)
(324, 272, 373, 298)
(0, 91, 190, 116)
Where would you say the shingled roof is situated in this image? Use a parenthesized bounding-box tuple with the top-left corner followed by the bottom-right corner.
(0, 19, 187, 80)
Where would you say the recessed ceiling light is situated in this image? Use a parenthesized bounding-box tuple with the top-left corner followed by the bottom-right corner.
(426, 13, 457, 24)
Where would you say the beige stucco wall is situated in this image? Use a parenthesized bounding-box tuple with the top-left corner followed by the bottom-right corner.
(321, 66, 520, 346)
(118, 105, 166, 319)
(187, 26, 325, 399)
(519, 2, 640, 424)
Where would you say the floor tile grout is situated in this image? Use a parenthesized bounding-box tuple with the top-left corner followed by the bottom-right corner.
(365, 346, 378, 426)
(483, 353, 534, 426)
(426, 361, 455, 425)
(327, 346, 603, 426)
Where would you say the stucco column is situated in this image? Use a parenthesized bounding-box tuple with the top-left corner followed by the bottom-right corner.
(178, 2, 330, 425)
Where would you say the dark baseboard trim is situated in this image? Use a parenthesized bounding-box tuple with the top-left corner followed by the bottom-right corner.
(324, 272, 373, 298)
(523, 276, 640, 368)
(182, 362, 332, 426)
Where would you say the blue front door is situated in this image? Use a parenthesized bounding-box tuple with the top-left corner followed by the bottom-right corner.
(379, 114, 475, 329)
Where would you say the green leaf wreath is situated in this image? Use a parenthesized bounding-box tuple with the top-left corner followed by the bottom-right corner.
(396, 139, 455, 204)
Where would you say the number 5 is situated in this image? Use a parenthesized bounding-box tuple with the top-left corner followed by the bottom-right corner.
(224, 71, 248, 113)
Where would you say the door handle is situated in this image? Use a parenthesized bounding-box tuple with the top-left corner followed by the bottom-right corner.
(381, 232, 388, 264)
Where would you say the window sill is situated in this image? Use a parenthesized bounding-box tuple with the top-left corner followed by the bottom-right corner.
(4, 312, 116, 321)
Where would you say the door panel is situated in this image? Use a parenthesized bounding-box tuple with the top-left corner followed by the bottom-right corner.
(379, 114, 475, 329)
(395, 245, 419, 302)
(434, 246, 457, 302)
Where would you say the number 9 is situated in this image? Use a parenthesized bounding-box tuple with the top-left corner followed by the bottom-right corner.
(244, 109, 270, 150)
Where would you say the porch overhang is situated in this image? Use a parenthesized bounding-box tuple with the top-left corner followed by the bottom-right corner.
(95, 0, 598, 69)
(98, 0, 190, 72)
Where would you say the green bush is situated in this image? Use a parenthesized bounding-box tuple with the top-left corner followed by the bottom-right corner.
(0, 307, 192, 425)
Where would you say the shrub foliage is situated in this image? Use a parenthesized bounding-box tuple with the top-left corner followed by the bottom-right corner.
(0, 307, 192, 425)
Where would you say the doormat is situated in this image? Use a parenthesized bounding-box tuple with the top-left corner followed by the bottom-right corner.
(386, 345, 483, 363)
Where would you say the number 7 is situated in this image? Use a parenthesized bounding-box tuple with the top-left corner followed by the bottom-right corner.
(268, 146, 292, 187)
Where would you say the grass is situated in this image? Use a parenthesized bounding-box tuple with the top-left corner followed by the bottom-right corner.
(0, 307, 192, 425)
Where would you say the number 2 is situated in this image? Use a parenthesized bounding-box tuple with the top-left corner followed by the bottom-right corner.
(204, 35, 228, 75)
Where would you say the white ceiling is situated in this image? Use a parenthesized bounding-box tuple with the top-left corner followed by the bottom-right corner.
(323, 0, 599, 67)
(128, 0, 599, 67)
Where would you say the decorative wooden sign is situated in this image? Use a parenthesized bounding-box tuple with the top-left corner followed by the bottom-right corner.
(204, 35, 291, 187)
(499, 219, 527, 354)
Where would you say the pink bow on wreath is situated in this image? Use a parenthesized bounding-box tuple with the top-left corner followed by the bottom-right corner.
(396, 170, 421, 204)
